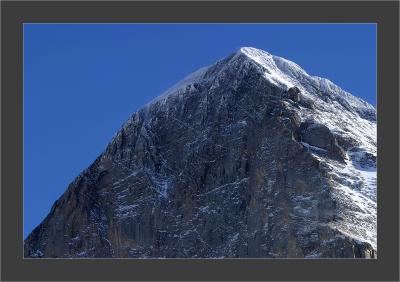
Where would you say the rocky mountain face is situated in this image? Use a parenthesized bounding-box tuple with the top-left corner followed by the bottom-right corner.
(24, 47, 377, 258)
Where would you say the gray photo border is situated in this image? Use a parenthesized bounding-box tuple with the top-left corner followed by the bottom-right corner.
(1, 1, 399, 281)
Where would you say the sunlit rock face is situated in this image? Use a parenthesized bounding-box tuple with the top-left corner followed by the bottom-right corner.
(24, 47, 376, 258)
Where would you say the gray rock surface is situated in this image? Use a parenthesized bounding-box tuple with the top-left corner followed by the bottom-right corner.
(299, 121, 346, 162)
(24, 48, 376, 258)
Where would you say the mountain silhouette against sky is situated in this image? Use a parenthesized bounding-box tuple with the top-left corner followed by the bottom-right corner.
(24, 47, 376, 258)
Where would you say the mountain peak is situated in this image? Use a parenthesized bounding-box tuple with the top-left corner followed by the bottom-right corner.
(234, 47, 300, 89)
(237, 46, 272, 57)
(139, 47, 374, 125)
(24, 45, 377, 259)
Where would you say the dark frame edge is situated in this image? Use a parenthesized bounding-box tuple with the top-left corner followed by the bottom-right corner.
(1, 1, 399, 281)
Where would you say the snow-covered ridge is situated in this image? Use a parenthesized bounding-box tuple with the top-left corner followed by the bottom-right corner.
(238, 47, 375, 114)
(144, 65, 211, 108)
(140, 47, 374, 118)
(120, 47, 375, 156)
(238, 47, 299, 89)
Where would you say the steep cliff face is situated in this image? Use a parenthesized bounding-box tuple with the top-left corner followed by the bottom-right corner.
(24, 47, 376, 258)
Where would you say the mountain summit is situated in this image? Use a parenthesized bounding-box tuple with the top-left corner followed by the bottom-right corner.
(25, 47, 376, 258)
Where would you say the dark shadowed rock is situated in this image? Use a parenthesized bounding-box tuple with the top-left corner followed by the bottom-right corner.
(334, 134, 360, 151)
(299, 121, 346, 162)
(283, 87, 301, 102)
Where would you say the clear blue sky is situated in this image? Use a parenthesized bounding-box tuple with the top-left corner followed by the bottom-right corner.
(24, 23, 376, 238)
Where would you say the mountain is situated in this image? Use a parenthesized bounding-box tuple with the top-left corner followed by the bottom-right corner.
(24, 47, 377, 258)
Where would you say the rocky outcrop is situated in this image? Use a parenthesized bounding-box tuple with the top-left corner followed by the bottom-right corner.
(299, 121, 346, 162)
(24, 47, 376, 258)
(283, 86, 301, 102)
